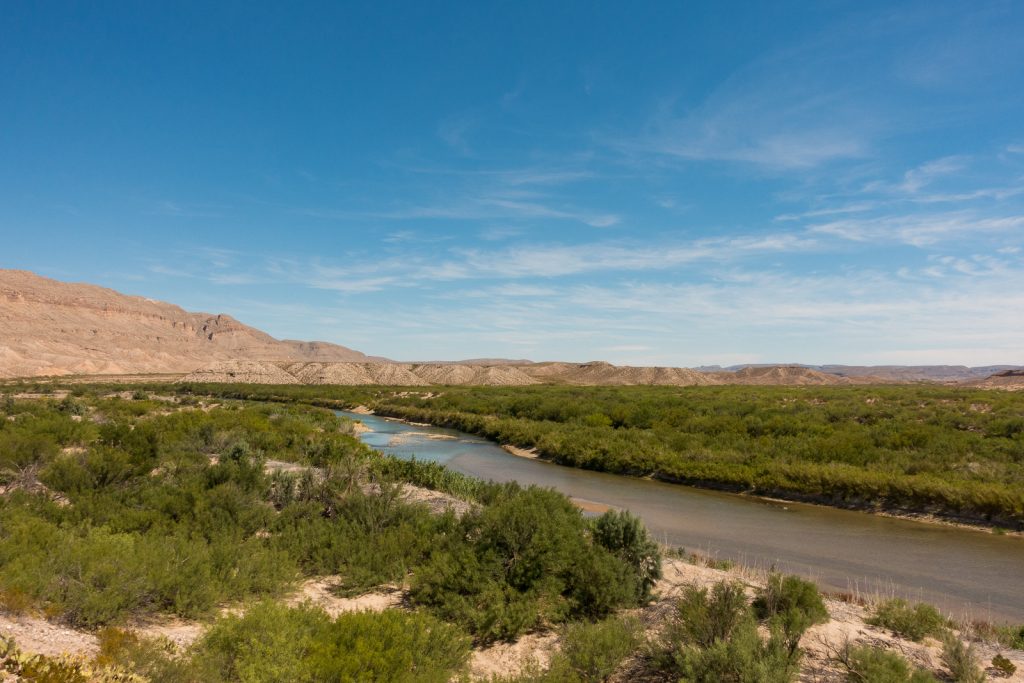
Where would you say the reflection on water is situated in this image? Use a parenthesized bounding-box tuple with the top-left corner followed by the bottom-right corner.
(343, 411, 1024, 622)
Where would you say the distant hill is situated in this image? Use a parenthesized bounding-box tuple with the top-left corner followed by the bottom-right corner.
(3, 269, 1019, 387)
(181, 359, 866, 387)
(697, 363, 1024, 382)
(0, 269, 377, 377)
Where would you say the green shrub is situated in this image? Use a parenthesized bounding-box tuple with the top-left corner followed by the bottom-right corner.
(838, 643, 939, 682)
(867, 599, 949, 641)
(58, 396, 86, 416)
(671, 582, 750, 649)
(548, 617, 641, 682)
(309, 609, 470, 683)
(193, 601, 331, 682)
(591, 509, 662, 601)
(753, 573, 829, 652)
(672, 616, 797, 683)
(940, 635, 985, 683)
(655, 581, 801, 682)
(1009, 624, 1024, 649)
(410, 487, 640, 642)
(194, 602, 470, 683)
(992, 653, 1016, 676)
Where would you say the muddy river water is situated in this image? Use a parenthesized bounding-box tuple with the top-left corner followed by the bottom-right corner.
(341, 410, 1024, 622)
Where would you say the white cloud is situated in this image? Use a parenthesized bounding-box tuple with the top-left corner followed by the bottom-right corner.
(454, 233, 815, 279)
(896, 156, 967, 194)
(774, 203, 878, 222)
(809, 212, 1024, 246)
(623, 46, 877, 170)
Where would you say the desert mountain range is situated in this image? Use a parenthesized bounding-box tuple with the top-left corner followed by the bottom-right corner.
(0, 270, 375, 377)
(181, 359, 884, 386)
(2, 269, 1020, 388)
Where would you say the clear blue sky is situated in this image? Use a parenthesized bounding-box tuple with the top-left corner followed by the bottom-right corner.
(3, 1, 1023, 365)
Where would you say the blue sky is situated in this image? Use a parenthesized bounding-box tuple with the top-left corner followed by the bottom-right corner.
(3, 1, 1024, 365)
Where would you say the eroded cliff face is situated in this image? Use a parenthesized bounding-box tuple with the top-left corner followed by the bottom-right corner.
(0, 269, 372, 377)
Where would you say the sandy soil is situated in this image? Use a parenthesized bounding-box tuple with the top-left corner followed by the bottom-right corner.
(387, 431, 458, 446)
(502, 444, 540, 459)
(470, 632, 559, 680)
(0, 613, 99, 659)
(285, 577, 403, 618)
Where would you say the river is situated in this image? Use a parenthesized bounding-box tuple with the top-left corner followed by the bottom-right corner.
(342, 410, 1024, 623)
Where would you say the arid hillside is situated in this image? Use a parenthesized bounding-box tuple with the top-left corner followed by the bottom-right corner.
(0, 269, 374, 377)
(4, 270, 1018, 389)
(962, 369, 1024, 391)
(181, 359, 876, 387)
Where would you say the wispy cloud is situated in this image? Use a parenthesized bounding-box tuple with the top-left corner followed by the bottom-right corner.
(774, 203, 879, 222)
(809, 211, 1024, 246)
(621, 49, 877, 169)
(375, 196, 620, 228)
(454, 233, 816, 279)
(894, 156, 967, 193)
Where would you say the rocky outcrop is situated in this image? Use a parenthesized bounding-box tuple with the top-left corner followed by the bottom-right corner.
(0, 270, 373, 377)
(181, 360, 302, 384)
(518, 361, 717, 386)
(410, 363, 538, 386)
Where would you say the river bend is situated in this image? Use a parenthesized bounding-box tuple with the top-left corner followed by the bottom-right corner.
(342, 410, 1024, 622)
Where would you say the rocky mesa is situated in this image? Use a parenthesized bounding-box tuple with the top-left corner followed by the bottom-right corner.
(0, 269, 374, 377)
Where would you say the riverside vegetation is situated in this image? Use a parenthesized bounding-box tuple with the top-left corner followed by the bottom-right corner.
(0, 389, 662, 680)
(168, 382, 1024, 526)
(1, 385, 1021, 681)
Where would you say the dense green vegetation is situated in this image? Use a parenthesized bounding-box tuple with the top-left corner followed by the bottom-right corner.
(165, 382, 1024, 523)
(193, 602, 471, 683)
(2, 383, 1020, 681)
(0, 389, 658, 660)
(410, 486, 643, 642)
(366, 384, 1024, 523)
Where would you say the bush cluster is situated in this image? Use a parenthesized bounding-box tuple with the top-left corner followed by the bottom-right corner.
(836, 643, 939, 682)
(0, 389, 665, 669)
(410, 487, 658, 642)
(3, 604, 472, 683)
(193, 602, 470, 682)
(867, 599, 949, 642)
(651, 576, 827, 682)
